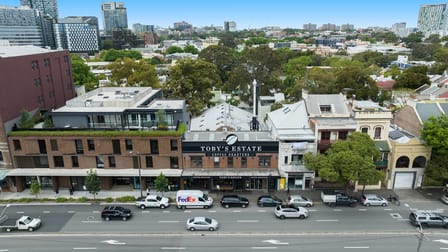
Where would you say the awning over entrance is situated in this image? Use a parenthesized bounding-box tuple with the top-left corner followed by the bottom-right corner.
(182, 169, 279, 178)
(375, 140, 390, 152)
(6, 168, 182, 177)
(0, 169, 9, 181)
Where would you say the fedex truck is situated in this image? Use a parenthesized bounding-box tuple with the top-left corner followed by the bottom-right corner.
(176, 190, 213, 209)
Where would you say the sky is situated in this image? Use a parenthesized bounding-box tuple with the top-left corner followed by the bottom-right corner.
(0, 0, 446, 30)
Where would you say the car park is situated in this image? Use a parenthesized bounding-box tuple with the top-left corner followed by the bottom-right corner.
(220, 195, 249, 208)
(409, 211, 448, 228)
(288, 195, 313, 207)
(257, 195, 283, 207)
(186, 217, 219, 231)
(274, 205, 308, 219)
(361, 194, 388, 207)
(441, 194, 448, 205)
(101, 205, 132, 221)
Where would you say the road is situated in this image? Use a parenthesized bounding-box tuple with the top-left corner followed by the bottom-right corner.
(0, 199, 446, 251)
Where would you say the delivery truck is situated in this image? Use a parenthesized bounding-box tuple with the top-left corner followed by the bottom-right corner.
(176, 190, 213, 209)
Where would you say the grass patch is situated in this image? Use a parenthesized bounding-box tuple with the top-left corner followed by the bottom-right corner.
(78, 196, 88, 202)
(55, 197, 68, 203)
(115, 196, 136, 202)
(105, 197, 114, 203)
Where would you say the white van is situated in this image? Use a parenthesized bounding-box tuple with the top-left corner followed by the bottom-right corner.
(176, 190, 213, 209)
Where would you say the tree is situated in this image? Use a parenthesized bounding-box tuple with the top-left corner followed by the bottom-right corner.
(30, 180, 41, 199)
(71, 54, 98, 92)
(85, 169, 101, 200)
(18, 110, 34, 129)
(183, 44, 199, 54)
(164, 59, 221, 116)
(199, 45, 238, 83)
(154, 172, 169, 195)
(394, 66, 430, 90)
(165, 46, 184, 54)
(107, 58, 159, 88)
(304, 132, 383, 192)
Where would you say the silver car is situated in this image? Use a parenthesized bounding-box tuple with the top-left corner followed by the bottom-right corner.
(274, 205, 308, 219)
(186, 217, 219, 231)
(288, 195, 313, 207)
(441, 194, 448, 204)
(361, 194, 388, 206)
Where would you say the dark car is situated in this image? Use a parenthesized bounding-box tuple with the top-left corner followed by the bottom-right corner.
(220, 195, 249, 208)
(257, 195, 283, 207)
(101, 205, 132, 221)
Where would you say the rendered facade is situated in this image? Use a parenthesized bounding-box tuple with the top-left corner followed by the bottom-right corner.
(418, 3, 448, 38)
(101, 2, 128, 35)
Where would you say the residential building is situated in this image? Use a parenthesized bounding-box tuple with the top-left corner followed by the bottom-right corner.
(0, 45, 75, 175)
(101, 2, 128, 35)
(20, 0, 57, 49)
(418, 3, 448, 38)
(0, 6, 45, 47)
(132, 23, 154, 38)
(391, 22, 409, 38)
(54, 16, 100, 53)
(340, 23, 354, 31)
(224, 21, 236, 32)
(173, 21, 192, 31)
(303, 23, 317, 31)
(319, 23, 337, 31)
(7, 87, 188, 192)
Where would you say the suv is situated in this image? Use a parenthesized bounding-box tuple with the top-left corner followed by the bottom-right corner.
(257, 195, 283, 207)
(101, 205, 132, 221)
(220, 195, 249, 208)
(409, 211, 448, 228)
(361, 194, 388, 207)
(288, 195, 313, 207)
(274, 205, 308, 219)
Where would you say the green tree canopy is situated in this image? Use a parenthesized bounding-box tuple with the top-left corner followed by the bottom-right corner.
(199, 45, 238, 83)
(165, 59, 222, 116)
(421, 115, 448, 154)
(30, 180, 41, 198)
(154, 172, 169, 195)
(107, 58, 159, 88)
(166, 46, 184, 54)
(394, 66, 430, 90)
(71, 54, 98, 92)
(85, 169, 101, 200)
(183, 44, 199, 54)
(99, 49, 143, 61)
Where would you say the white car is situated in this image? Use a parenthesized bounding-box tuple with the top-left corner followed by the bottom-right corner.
(135, 195, 170, 209)
(288, 195, 313, 207)
(186, 217, 219, 231)
(274, 205, 308, 219)
(361, 194, 388, 207)
(441, 194, 448, 205)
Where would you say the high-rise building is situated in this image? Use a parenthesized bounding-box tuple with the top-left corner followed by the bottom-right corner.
(340, 23, 354, 31)
(54, 16, 100, 53)
(418, 3, 448, 38)
(101, 2, 128, 35)
(392, 22, 409, 38)
(20, 0, 58, 20)
(303, 23, 317, 31)
(173, 21, 192, 31)
(224, 21, 236, 32)
(0, 6, 44, 47)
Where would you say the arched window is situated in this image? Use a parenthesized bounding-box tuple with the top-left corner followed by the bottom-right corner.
(361, 127, 368, 134)
(374, 127, 382, 139)
(412, 156, 427, 168)
(396, 156, 410, 168)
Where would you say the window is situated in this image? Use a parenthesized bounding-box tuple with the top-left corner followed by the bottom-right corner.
(170, 139, 178, 151)
(53, 156, 64, 167)
(361, 127, 368, 134)
(112, 139, 121, 154)
(125, 139, 133, 151)
(150, 140, 159, 154)
(13, 140, 21, 151)
(319, 105, 332, 113)
(38, 139, 47, 154)
(227, 157, 233, 168)
(145, 156, 153, 168)
(412, 156, 426, 168)
(258, 156, 271, 167)
(63, 55, 68, 62)
(71, 156, 79, 167)
(374, 127, 382, 139)
(87, 139, 95, 151)
(170, 157, 179, 168)
(50, 139, 58, 151)
(31, 60, 38, 70)
(214, 157, 220, 168)
(320, 131, 331, 141)
(241, 157, 247, 168)
(44, 58, 50, 67)
(284, 156, 288, 164)
(75, 139, 83, 154)
(108, 156, 116, 168)
(96, 156, 104, 168)
(0, 151, 3, 162)
(191, 156, 202, 168)
(396, 156, 410, 168)
(338, 131, 348, 140)
(291, 154, 303, 165)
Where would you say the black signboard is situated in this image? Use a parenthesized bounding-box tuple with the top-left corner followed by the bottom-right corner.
(182, 141, 279, 157)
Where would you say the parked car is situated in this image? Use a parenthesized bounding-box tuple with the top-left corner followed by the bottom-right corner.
(186, 217, 219, 231)
(101, 205, 132, 221)
(257, 195, 283, 207)
(361, 194, 388, 207)
(441, 194, 448, 205)
(274, 205, 308, 219)
(135, 195, 170, 209)
(288, 195, 313, 207)
(220, 195, 249, 208)
(409, 210, 448, 228)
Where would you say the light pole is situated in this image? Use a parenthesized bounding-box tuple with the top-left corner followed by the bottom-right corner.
(130, 151, 143, 198)
(416, 220, 424, 252)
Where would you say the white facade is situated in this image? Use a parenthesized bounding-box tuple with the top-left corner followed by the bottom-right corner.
(418, 3, 448, 38)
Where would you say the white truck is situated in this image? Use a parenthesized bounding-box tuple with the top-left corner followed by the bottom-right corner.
(135, 194, 170, 209)
(0, 215, 42, 232)
(176, 190, 213, 209)
(321, 190, 357, 207)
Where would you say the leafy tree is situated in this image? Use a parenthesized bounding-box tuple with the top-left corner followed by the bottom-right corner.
(165, 59, 221, 116)
(85, 169, 101, 200)
(384, 64, 402, 79)
(421, 115, 448, 154)
(304, 132, 383, 192)
(183, 44, 199, 54)
(283, 56, 312, 78)
(429, 62, 448, 75)
(410, 43, 440, 61)
(422, 154, 448, 186)
(156, 109, 167, 129)
(148, 57, 163, 65)
(165, 46, 184, 54)
(394, 66, 430, 90)
(30, 180, 41, 199)
(18, 110, 34, 129)
(218, 32, 237, 48)
(432, 47, 448, 63)
(402, 32, 424, 44)
(154, 172, 169, 195)
(71, 54, 98, 92)
(107, 58, 159, 87)
(334, 65, 379, 101)
(99, 49, 142, 61)
(199, 45, 238, 83)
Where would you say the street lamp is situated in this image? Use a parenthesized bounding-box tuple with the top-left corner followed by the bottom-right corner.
(416, 220, 424, 252)
(130, 151, 143, 198)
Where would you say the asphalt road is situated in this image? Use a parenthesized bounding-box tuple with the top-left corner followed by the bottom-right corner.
(0, 199, 446, 251)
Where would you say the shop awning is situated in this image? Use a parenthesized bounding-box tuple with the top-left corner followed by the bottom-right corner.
(291, 142, 307, 150)
(375, 140, 390, 152)
(0, 169, 9, 181)
(5, 168, 182, 177)
(182, 169, 279, 178)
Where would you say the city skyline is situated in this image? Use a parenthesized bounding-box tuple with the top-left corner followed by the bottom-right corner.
(0, 0, 444, 30)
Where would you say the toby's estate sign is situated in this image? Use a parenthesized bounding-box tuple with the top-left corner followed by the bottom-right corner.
(183, 134, 278, 157)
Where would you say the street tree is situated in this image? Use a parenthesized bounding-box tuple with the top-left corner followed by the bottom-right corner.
(107, 58, 160, 88)
(85, 169, 101, 200)
(154, 172, 169, 195)
(71, 54, 98, 92)
(164, 59, 221, 116)
(30, 180, 41, 199)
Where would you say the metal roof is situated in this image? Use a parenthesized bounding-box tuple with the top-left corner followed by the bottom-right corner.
(415, 103, 443, 122)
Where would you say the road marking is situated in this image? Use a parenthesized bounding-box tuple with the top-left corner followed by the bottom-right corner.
(440, 248, 448, 250)
(308, 209, 317, 212)
(333, 209, 342, 212)
(92, 211, 100, 214)
(16, 211, 24, 214)
(398, 218, 409, 221)
(158, 221, 180, 223)
(434, 239, 448, 245)
(43, 211, 51, 213)
(163, 210, 170, 213)
(73, 248, 96, 250)
(142, 211, 150, 213)
(257, 210, 267, 213)
(183, 210, 191, 213)
(0, 249, 8, 251)
(315, 219, 339, 222)
(358, 209, 367, 211)
(384, 209, 392, 211)
(390, 213, 402, 219)
(344, 246, 369, 249)
(68, 211, 76, 213)
(161, 247, 186, 250)
(208, 210, 217, 213)
(237, 220, 259, 223)
(251, 247, 277, 249)
(262, 239, 288, 245)
(102, 240, 126, 245)
(232, 210, 241, 213)
(81, 220, 102, 223)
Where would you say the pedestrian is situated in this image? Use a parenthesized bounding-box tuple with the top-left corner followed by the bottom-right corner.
(146, 187, 150, 196)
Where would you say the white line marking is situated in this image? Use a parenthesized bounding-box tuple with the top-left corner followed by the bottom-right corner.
(358, 209, 367, 211)
(183, 210, 191, 213)
(0, 249, 9, 251)
(160, 247, 186, 250)
(73, 248, 96, 250)
(68, 211, 76, 213)
(232, 210, 241, 213)
(384, 209, 392, 211)
(315, 219, 339, 222)
(43, 211, 51, 213)
(16, 211, 24, 214)
(237, 220, 259, 223)
(251, 247, 277, 250)
(92, 211, 100, 214)
(440, 248, 448, 250)
(333, 209, 342, 211)
(344, 246, 369, 249)
(163, 210, 170, 213)
(142, 210, 150, 213)
(308, 209, 317, 212)
(158, 221, 180, 223)
(257, 210, 266, 213)
(398, 218, 410, 221)
(208, 210, 217, 213)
